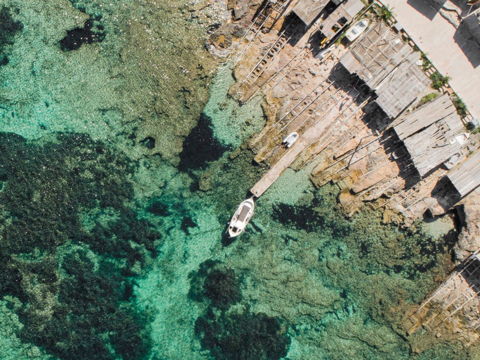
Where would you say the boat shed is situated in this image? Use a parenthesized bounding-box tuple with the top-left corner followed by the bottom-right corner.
(340, 21, 430, 118)
(320, 0, 364, 39)
(447, 151, 480, 198)
(292, 0, 330, 26)
(393, 94, 466, 177)
(393, 94, 456, 140)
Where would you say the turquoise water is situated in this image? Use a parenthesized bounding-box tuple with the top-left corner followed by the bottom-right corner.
(0, 1, 478, 359)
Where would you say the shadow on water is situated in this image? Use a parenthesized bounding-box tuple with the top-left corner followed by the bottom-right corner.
(221, 226, 236, 247)
(430, 175, 462, 213)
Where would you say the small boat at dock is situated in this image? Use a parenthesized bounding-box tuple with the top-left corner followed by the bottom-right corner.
(228, 198, 255, 238)
(282, 132, 299, 148)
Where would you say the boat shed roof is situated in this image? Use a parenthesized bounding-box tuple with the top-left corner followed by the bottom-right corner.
(340, 21, 430, 118)
(292, 0, 330, 26)
(393, 94, 465, 177)
(393, 94, 456, 140)
(320, 0, 364, 39)
(402, 115, 464, 177)
(447, 151, 480, 198)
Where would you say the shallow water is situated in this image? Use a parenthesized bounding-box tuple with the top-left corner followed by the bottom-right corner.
(0, 1, 478, 359)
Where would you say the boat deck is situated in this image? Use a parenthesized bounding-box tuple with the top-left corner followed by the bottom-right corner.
(238, 205, 251, 221)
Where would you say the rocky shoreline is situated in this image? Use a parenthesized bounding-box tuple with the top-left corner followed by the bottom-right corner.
(205, 0, 480, 346)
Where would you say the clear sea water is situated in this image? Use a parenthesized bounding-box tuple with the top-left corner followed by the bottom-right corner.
(0, 1, 478, 359)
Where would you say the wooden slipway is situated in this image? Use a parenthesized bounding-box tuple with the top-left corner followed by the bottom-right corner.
(250, 113, 334, 198)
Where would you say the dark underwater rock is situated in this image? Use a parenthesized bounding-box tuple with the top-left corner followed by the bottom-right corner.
(272, 203, 321, 232)
(189, 260, 242, 310)
(0, 7, 23, 65)
(181, 216, 197, 234)
(0, 132, 158, 360)
(195, 310, 291, 360)
(60, 17, 105, 51)
(147, 200, 171, 216)
(272, 194, 351, 237)
(140, 136, 156, 149)
(0, 7, 23, 47)
(179, 113, 230, 172)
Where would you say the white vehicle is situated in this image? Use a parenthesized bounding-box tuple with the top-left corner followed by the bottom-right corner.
(345, 19, 369, 42)
(282, 132, 299, 148)
(315, 45, 335, 60)
(228, 198, 255, 238)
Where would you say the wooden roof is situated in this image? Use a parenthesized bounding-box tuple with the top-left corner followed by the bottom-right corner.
(292, 0, 329, 26)
(393, 94, 465, 177)
(320, 0, 364, 39)
(393, 94, 456, 140)
(340, 21, 430, 118)
(402, 115, 464, 177)
(447, 151, 480, 197)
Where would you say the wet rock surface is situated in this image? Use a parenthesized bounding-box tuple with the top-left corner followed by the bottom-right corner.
(454, 188, 480, 261)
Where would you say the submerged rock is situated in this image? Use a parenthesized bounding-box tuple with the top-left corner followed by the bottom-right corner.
(0, 132, 158, 360)
(0, 7, 23, 65)
(179, 113, 230, 172)
(195, 310, 291, 360)
(59, 17, 105, 51)
(189, 260, 242, 310)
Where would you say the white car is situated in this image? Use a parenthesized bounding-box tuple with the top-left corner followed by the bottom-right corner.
(345, 19, 369, 42)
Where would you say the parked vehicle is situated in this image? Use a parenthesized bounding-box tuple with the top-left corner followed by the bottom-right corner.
(315, 45, 335, 60)
(345, 19, 369, 42)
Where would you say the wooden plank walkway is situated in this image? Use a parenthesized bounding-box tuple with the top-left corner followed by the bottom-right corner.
(250, 113, 333, 197)
(250, 86, 365, 198)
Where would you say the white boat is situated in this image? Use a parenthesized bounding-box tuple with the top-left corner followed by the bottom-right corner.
(228, 198, 255, 238)
(345, 19, 369, 42)
(282, 132, 299, 148)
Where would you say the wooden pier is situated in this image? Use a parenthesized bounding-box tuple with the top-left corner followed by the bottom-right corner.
(249, 93, 360, 197)
(250, 117, 331, 197)
(250, 79, 367, 198)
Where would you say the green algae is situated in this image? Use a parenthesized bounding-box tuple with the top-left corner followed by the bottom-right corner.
(0, 133, 158, 359)
(0, 6, 23, 65)
(0, 299, 49, 359)
(188, 260, 242, 310)
(195, 310, 291, 360)
(189, 260, 290, 360)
